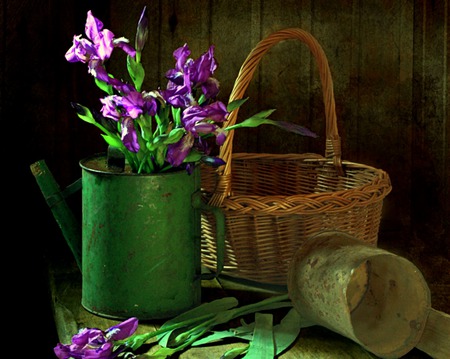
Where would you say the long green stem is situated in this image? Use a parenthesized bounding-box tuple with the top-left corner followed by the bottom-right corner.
(119, 294, 291, 353)
(118, 312, 218, 350)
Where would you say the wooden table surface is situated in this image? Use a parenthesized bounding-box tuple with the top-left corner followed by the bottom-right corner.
(49, 254, 448, 359)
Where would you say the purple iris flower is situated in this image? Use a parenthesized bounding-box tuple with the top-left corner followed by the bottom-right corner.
(164, 44, 219, 101)
(65, 10, 136, 82)
(54, 317, 138, 359)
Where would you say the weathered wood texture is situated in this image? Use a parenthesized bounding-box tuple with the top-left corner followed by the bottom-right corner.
(3, 0, 448, 355)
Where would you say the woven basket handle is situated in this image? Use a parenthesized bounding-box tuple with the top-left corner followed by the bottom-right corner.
(209, 28, 343, 206)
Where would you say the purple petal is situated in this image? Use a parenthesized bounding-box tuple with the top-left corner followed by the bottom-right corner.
(201, 77, 220, 99)
(83, 342, 113, 359)
(162, 83, 191, 108)
(53, 343, 72, 359)
(182, 106, 208, 131)
(275, 121, 318, 138)
(201, 156, 226, 167)
(114, 39, 136, 57)
(173, 44, 191, 72)
(107, 317, 139, 340)
(142, 94, 158, 116)
(204, 101, 228, 122)
(84, 10, 116, 61)
(194, 122, 217, 135)
(95, 29, 115, 60)
(191, 45, 217, 84)
(65, 35, 96, 63)
(167, 134, 194, 167)
(85, 10, 104, 43)
(121, 91, 144, 119)
(100, 95, 121, 120)
(72, 328, 104, 345)
(88, 59, 108, 80)
(121, 117, 140, 152)
(215, 130, 227, 145)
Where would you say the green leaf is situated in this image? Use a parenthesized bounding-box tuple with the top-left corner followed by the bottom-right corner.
(164, 128, 185, 144)
(94, 77, 113, 95)
(72, 103, 96, 124)
(100, 134, 124, 149)
(242, 313, 274, 359)
(183, 149, 203, 163)
(155, 106, 170, 133)
(171, 107, 182, 127)
(127, 55, 145, 91)
(197, 93, 207, 105)
(158, 297, 239, 346)
(273, 308, 303, 355)
(138, 115, 153, 142)
(225, 113, 276, 131)
(148, 134, 167, 148)
(192, 325, 254, 347)
(155, 146, 166, 168)
(145, 346, 175, 358)
(227, 98, 249, 112)
(221, 345, 249, 359)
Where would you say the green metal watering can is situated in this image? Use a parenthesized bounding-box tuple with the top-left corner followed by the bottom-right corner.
(30, 154, 226, 320)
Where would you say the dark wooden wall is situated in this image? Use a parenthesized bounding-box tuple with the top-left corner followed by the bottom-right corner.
(3, 0, 448, 355)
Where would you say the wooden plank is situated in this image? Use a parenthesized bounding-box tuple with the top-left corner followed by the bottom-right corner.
(411, 0, 449, 254)
(256, 0, 314, 155)
(356, 0, 415, 241)
(210, 0, 258, 153)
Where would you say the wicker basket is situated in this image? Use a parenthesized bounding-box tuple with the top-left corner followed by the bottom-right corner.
(200, 28, 392, 286)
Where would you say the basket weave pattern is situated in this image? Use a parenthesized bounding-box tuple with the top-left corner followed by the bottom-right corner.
(200, 28, 392, 285)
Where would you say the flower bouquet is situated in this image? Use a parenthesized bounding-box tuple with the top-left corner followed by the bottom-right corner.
(53, 7, 318, 358)
(65, 6, 316, 175)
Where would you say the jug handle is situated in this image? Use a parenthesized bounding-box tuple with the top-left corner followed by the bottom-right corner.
(191, 190, 225, 280)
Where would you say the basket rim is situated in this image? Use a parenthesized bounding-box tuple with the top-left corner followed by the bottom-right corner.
(208, 28, 343, 206)
(201, 158, 392, 214)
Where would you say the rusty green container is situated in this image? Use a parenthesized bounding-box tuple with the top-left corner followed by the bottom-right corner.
(80, 153, 205, 320)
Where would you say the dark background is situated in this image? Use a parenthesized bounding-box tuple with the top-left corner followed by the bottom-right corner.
(3, 0, 448, 356)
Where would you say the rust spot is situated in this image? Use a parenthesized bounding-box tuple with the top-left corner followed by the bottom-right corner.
(162, 192, 172, 198)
